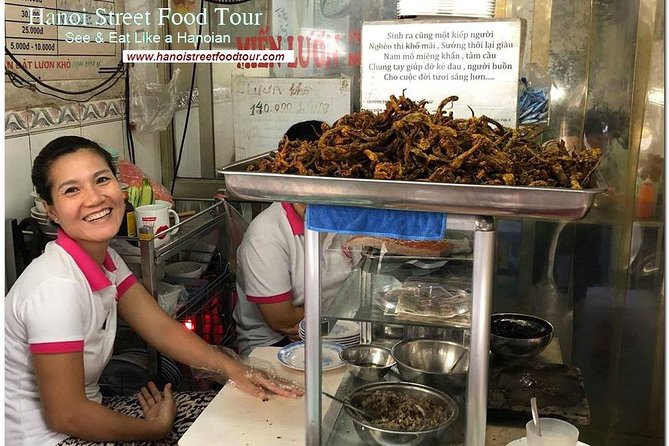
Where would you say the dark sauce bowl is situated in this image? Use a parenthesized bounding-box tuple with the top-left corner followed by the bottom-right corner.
(490, 313, 554, 360)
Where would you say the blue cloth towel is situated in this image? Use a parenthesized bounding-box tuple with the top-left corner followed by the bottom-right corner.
(305, 205, 445, 240)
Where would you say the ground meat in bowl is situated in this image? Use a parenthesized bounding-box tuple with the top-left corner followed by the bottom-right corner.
(354, 389, 450, 431)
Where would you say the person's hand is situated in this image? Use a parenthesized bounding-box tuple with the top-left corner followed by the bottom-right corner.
(287, 333, 301, 342)
(226, 361, 304, 401)
(137, 382, 176, 438)
(280, 323, 300, 341)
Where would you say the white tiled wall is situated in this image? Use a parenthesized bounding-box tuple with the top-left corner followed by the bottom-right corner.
(5, 121, 161, 223)
(172, 103, 235, 176)
(131, 131, 162, 182)
(81, 121, 127, 156)
(214, 100, 235, 168)
(5, 136, 34, 221)
(28, 128, 82, 165)
(173, 107, 201, 177)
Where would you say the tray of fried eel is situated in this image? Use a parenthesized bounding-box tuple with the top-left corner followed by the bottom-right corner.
(487, 360, 591, 425)
(219, 94, 607, 220)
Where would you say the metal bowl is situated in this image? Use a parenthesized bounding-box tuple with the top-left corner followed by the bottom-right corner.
(340, 345, 396, 382)
(490, 313, 553, 359)
(345, 382, 458, 446)
(373, 322, 405, 340)
(404, 325, 464, 342)
(392, 340, 469, 393)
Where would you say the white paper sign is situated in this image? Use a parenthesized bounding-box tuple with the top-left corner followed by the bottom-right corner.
(361, 19, 523, 125)
(232, 76, 351, 160)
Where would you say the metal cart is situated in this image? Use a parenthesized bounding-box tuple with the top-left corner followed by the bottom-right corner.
(219, 156, 605, 445)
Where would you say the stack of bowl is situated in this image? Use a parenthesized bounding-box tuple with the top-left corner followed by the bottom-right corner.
(31, 191, 46, 214)
(30, 191, 58, 236)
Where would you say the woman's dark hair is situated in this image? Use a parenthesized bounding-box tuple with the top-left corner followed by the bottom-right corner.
(31, 136, 116, 204)
(283, 120, 326, 142)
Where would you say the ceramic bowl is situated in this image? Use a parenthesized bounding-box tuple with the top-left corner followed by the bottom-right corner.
(164, 261, 204, 279)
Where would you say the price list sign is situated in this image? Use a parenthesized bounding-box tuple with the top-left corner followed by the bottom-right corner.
(232, 76, 351, 160)
(5, 0, 121, 80)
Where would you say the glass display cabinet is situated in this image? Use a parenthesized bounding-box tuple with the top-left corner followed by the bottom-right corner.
(218, 158, 606, 444)
(178, 1, 662, 444)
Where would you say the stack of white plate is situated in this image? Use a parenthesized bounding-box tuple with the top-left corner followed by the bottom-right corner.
(30, 206, 48, 223)
(397, 0, 495, 18)
(299, 319, 360, 348)
(30, 206, 58, 236)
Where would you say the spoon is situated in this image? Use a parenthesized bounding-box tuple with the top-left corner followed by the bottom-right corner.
(448, 350, 467, 373)
(531, 397, 542, 436)
(322, 391, 371, 420)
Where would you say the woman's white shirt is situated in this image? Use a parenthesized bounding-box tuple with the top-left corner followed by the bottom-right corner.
(5, 229, 136, 446)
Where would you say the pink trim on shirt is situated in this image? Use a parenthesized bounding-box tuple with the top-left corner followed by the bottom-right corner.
(30, 340, 84, 354)
(281, 203, 304, 236)
(56, 229, 115, 291)
(103, 254, 117, 272)
(247, 290, 293, 304)
(117, 275, 138, 301)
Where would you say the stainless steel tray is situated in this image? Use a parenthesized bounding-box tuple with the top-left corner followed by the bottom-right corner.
(218, 152, 608, 220)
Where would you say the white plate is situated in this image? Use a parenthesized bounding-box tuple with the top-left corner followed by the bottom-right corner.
(277, 341, 345, 371)
(298, 332, 359, 347)
(327, 320, 360, 338)
(31, 206, 48, 217)
(506, 438, 590, 446)
(299, 329, 359, 339)
(299, 320, 360, 339)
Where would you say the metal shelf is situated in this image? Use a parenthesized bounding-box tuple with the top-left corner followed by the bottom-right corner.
(119, 199, 229, 380)
(324, 261, 473, 330)
(173, 264, 230, 320)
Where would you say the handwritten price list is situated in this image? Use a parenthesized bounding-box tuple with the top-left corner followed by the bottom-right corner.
(232, 76, 351, 160)
(5, 0, 119, 80)
(248, 100, 331, 117)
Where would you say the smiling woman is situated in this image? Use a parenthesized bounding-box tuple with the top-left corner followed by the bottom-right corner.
(32, 138, 124, 262)
(5, 136, 304, 446)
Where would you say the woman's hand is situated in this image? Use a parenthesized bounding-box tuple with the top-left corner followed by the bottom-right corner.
(280, 323, 301, 342)
(226, 361, 304, 401)
(137, 382, 176, 438)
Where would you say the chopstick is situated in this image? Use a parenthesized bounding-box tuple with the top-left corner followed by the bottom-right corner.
(322, 391, 371, 419)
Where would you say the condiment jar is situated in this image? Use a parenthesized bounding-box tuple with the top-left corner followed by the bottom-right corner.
(117, 192, 137, 237)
